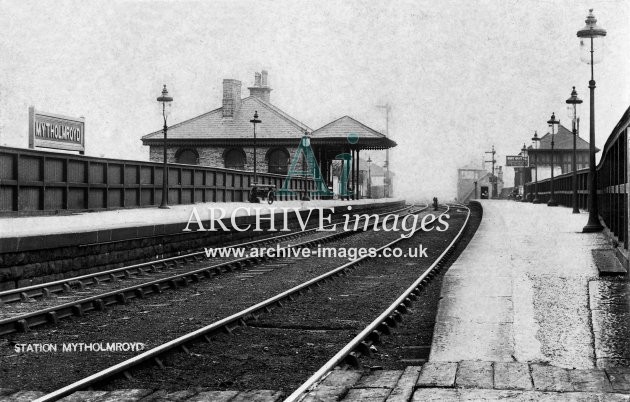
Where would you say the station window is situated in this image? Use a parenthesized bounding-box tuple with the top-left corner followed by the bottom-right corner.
(267, 148, 290, 175)
(224, 148, 246, 170)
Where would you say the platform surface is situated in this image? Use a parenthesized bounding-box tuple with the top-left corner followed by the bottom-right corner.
(430, 200, 612, 368)
(0, 198, 401, 239)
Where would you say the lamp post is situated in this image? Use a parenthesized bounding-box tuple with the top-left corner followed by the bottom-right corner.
(367, 156, 372, 199)
(520, 143, 528, 201)
(382, 161, 389, 198)
(156, 85, 173, 209)
(376, 103, 391, 198)
(485, 145, 497, 198)
(566, 86, 583, 214)
(547, 112, 559, 206)
(578, 9, 606, 232)
(531, 131, 540, 204)
(249, 111, 261, 203)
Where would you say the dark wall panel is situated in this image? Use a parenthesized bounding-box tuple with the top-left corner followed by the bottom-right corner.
(0, 154, 14, 180)
(20, 157, 42, 182)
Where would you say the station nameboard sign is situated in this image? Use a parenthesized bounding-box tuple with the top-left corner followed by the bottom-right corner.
(506, 155, 529, 167)
(28, 107, 85, 153)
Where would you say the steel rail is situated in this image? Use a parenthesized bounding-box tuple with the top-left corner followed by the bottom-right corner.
(0, 204, 413, 304)
(1, 205, 426, 335)
(285, 204, 470, 402)
(33, 205, 433, 402)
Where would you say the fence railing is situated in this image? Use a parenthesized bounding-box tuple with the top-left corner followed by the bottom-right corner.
(524, 106, 629, 249)
(0, 146, 320, 213)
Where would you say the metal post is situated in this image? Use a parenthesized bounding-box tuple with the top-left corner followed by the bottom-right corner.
(532, 131, 540, 204)
(547, 113, 559, 206)
(159, 119, 168, 208)
(377, 103, 391, 198)
(572, 117, 579, 213)
(533, 152, 539, 203)
(249, 111, 261, 203)
(549, 137, 556, 205)
(583, 39, 604, 231)
(485, 145, 496, 198)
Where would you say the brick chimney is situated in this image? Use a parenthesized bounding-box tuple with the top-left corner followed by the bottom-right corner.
(222, 79, 242, 118)
(248, 70, 272, 103)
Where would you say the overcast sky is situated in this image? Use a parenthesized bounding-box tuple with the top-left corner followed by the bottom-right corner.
(0, 0, 628, 200)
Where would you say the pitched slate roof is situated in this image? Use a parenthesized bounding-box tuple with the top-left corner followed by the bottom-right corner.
(142, 96, 311, 142)
(312, 116, 388, 139)
(536, 124, 590, 150)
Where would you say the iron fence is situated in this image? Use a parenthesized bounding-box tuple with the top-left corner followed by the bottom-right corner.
(0, 146, 320, 213)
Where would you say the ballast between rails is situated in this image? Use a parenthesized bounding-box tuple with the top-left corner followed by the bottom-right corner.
(0, 204, 415, 305)
(33, 204, 432, 402)
(285, 203, 470, 402)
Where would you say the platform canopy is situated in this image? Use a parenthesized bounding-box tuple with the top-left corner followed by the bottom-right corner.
(311, 115, 396, 150)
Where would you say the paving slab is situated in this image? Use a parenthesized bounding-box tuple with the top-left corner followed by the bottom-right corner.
(411, 388, 459, 401)
(343, 387, 391, 401)
(607, 367, 630, 393)
(353, 370, 402, 389)
(230, 390, 284, 402)
(301, 386, 348, 402)
(320, 370, 363, 387)
(301, 370, 363, 401)
(455, 360, 493, 389)
(569, 369, 613, 392)
(592, 249, 627, 276)
(385, 366, 422, 402)
(494, 362, 533, 390)
(457, 388, 523, 400)
(416, 362, 458, 387)
(531, 364, 573, 392)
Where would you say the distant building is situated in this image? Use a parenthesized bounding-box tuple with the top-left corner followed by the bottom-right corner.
(355, 158, 392, 199)
(523, 124, 591, 183)
(457, 167, 504, 203)
(141, 71, 396, 196)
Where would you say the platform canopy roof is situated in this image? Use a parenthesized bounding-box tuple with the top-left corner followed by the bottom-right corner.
(311, 116, 396, 150)
(141, 98, 396, 150)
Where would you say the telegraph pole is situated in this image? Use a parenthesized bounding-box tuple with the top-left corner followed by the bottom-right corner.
(485, 145, 497, 198)
(376, 103, 391, 197)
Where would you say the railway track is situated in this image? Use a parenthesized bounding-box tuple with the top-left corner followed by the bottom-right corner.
(29, 204, 466, 402)
(286, 203, 471, 401)
(0, 204, 423, 336)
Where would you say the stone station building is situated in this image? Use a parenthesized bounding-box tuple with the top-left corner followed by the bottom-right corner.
(141, 71, 396, 196)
